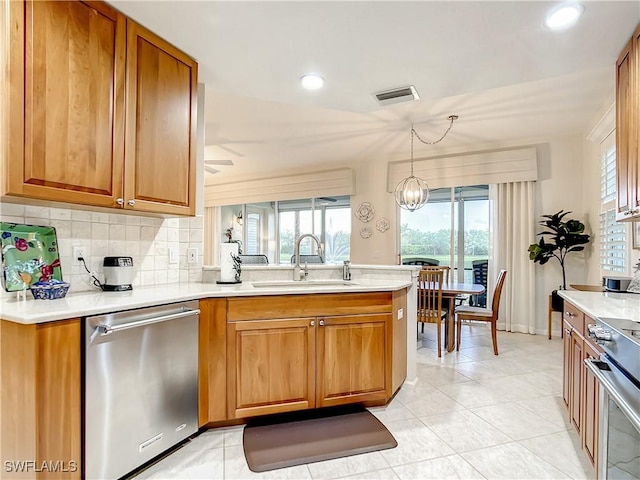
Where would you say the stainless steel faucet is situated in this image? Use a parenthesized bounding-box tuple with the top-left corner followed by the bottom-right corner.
(293, 233, 323, 281)
(342, 260, 351, 281)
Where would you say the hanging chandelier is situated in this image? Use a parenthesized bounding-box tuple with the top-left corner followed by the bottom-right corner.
(394, 115, 458, 212)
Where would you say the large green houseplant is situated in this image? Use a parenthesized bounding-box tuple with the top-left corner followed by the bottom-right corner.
(528, 210, 591, 309)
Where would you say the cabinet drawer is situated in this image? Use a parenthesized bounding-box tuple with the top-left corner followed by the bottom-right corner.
(227, 293, 393, 321)
(563, 301, 584, 336)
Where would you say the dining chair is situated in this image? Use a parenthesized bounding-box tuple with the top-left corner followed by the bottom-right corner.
(470, 259, 489, 307)
(289, 254, 324, 264)
(417, 268, 447, 357)
(238, 254, 269, 265)
(455, 269, 507, 355)
(402, 257, 440, 266)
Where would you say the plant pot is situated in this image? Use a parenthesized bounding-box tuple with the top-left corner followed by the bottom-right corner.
(551, 289, 564, 312)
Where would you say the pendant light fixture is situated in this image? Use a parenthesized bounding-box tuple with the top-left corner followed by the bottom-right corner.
(394, 115, 458, 212)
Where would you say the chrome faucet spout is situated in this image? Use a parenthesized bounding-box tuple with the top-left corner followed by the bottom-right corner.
(293, 233, 322, 281)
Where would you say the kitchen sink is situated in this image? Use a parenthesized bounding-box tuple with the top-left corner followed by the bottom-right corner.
(250, 280, 358, 288)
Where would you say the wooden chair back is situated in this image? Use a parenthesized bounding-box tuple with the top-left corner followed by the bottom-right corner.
(489, 269, 508, 320)
(421, 265, 450, 283)
(417, 269, 444, 324)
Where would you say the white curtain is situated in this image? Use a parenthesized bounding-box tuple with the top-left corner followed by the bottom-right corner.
(489, 181, 536, 333)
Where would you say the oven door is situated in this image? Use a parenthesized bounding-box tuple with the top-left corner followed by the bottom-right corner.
(585, 357, 640, 480)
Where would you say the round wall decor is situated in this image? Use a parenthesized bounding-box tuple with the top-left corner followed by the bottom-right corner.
(359, 227, 372, 239)
(376, 217, 390, 233)
(355, 202, 375, 223)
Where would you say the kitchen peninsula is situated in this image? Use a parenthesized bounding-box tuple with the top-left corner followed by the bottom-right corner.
(0, 264, 415, 480)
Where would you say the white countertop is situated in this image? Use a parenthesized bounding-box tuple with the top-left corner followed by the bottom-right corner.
(558, 290, 640, 323)
(0, 279, 412, 324)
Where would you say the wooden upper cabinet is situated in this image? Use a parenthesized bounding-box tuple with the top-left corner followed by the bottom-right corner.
(6, 0, 126, 207)
(5, 1, 197, 215)
(616, 24, 640, 221)
(124, 20, 197, 215)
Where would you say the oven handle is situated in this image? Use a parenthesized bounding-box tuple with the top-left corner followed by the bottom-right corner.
(584, 357, 640, 432)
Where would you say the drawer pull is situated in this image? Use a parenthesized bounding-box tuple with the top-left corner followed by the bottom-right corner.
(310, 320, 315, 326)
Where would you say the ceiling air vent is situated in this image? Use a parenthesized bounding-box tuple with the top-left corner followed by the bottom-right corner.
(373, 85, 420, 106)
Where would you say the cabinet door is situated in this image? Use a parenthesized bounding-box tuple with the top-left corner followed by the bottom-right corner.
(6, 1, 126, 207)
(124, 20, 197, 215)
(198, 299, 227, 426)
(570, 330, 584, 434)
(562, 320, 572, 409)
(317, 313, 389, 407)
(582, 340, 600, 469)
(633, 25, 640, 216)
(227, 318, 316, 419)
(616, 37, 633, 220)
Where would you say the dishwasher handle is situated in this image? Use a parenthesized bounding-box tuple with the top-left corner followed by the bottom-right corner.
(96, 308, 200, 336)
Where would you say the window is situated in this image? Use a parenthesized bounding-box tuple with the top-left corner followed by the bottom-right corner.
(599, 132, 625, 272)
(400, 185, 489, 283)
(220, 196, 350, 264)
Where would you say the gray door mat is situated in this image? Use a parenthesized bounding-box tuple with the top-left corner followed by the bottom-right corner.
(242, 404, 397, 472)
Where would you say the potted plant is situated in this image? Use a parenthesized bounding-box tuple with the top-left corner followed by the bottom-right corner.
(528, 210, 591, 310)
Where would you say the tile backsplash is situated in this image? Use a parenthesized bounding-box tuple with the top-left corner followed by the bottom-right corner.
(0, 202, 203, 295)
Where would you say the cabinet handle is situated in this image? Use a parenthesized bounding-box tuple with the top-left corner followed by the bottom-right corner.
(565, 328, 572, 336)
(565, 312, 574, 318)
(116, 198, 124, 205)
(310, 320, 315, 326)
(319, 320, 325, 326)
(128, 199, 136, 206)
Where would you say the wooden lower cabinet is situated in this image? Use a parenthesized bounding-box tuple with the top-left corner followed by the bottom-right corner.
(562, 319, 572, 409)
(570, 328, 584, 434)
(561, 301, 601, 474)
(316, 314, 390, 407)
(198, 298, 228, 426)
(225, 292, 405, 420)
(227, 318, 316, 418)
(0, 318, 81, 480)
(582, 340, 600, 467)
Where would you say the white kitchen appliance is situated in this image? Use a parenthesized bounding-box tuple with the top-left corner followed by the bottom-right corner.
(103, 256, 134, 291)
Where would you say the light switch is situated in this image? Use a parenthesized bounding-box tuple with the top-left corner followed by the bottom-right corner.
(397, 308, 404, 319)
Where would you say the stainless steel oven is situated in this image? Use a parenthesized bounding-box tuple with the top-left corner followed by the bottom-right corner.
(585, 318, 640, 480)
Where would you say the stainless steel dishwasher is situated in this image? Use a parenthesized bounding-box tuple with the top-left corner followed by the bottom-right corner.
(85, 300, 200, 480)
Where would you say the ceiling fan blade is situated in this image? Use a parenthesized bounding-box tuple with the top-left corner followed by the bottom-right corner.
(205, 159, 234, 166)
(204, 166, 220, 175)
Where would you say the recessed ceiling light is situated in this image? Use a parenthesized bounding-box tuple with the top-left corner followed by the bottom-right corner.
(300, 73, 324, 90)
(545, 2, 584, 30)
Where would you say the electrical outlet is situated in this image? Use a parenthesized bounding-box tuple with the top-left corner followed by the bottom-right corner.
(169, 246, 179, 264)
(187, 248, 198, 264)
(397, 308, 404, 320)
(73, 245, 86, 266)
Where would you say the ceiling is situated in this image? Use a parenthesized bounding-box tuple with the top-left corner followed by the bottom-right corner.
(110, 1, 640, 184)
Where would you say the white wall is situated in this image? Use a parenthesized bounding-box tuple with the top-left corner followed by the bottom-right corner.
(348, 134, 591, 335)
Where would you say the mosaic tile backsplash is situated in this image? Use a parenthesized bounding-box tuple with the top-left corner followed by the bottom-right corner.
(0, 202, 203, 295)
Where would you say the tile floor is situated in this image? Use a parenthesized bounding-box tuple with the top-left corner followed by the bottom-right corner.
(133, 323, 594, 480)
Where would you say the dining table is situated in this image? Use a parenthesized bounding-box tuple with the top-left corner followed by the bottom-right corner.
(440, 282, 486, 352)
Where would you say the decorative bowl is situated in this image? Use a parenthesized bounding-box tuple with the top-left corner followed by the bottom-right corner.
(30, 280, 70, 300)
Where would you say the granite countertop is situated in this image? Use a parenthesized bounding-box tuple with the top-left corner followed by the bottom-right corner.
(558, 290, 640, 323)
(0, 279, 412, 324)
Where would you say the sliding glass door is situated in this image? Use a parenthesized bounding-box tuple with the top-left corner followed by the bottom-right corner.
(400, 185, 489, 283)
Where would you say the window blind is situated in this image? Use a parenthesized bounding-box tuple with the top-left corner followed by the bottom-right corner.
(600, 144, 616, 203)
(600, 209, 626, 272)
(598, 131, 624, 273)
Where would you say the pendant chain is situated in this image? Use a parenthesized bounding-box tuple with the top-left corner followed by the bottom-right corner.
(411, 115, 458, 148)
